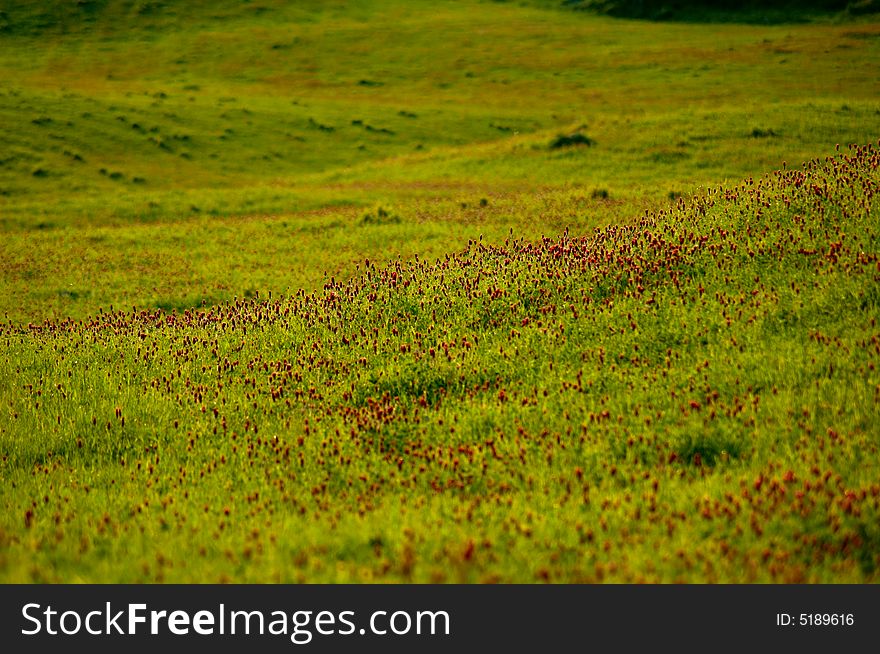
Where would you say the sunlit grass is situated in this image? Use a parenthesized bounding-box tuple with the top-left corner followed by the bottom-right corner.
(2, 2, 879, 321)
(0, 0, 878, 583)
(1, 144, 878, 582)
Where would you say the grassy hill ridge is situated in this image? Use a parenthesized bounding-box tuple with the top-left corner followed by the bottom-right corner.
(1, 1, 878, 583)
(2, 0, 879, 324)
(1, 144, 877, 582)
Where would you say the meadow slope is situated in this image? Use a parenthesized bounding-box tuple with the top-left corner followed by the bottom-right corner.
(1, 144, 877, 583)
(2, 0, 880, 323)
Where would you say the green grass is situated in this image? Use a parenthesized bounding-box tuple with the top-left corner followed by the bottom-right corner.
(1, 144, 878, 582)
(0, 0, 878, 583)
(2, 1, 880, 322)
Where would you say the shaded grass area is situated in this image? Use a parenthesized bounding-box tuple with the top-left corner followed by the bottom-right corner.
(563, 0, 879, 23)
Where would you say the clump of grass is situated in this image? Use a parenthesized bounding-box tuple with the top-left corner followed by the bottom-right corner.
(361, 205, 402, 225)
(308, 117, 334, 132)
(549, 132, 595, 149)
(751, 127, 779, 138)
(649, 149, 690, 163)
(674, 432, 744, 468)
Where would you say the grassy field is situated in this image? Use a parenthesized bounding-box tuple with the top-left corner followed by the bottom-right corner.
(2, 0, 879, 322)
(0, 1, 879, 582)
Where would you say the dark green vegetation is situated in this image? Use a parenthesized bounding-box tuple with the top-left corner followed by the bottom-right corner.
(571, 0, 880, 23)
(0, 1, 879, 582)
(1, 146, 878, 582)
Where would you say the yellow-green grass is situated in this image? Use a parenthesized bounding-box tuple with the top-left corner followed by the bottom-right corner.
(1, 145, 877, 582)
(1, 1, 879, 322)
(1, 1, 879, 583)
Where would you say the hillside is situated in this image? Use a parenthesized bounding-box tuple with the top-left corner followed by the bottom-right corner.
(2, 1, 879, 323)
(1, 145, 877, 582)
(1, 0, 879, 584)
